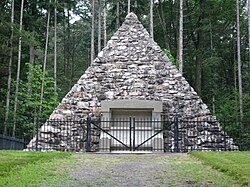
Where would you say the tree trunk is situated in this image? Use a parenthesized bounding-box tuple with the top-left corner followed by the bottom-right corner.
(54, 0, 57, 96)
(103, 0, 107, 47)
(150, 0, 154, 39)
(88, 47, 91, 67)
(209, 17, 214, 53)
(116, 2, 120, 29)
(248, 0, 250, 96)
(63, 13, 66, 75)
(158, 0, 170, 50)
(91, 0, 95, 65)
(4, 0, 14, 135)
(66, 9, 71, 74)
(194, 0, 204, 96)
(212, 96, 215, 115)
(178, 0, 183, 74)
(29, 45, 35, 66)
(13, 0, 24, 136)
(234, 48, 237, 92)
(195, 41, 202, 95)
(234, 48, 238, 117)
(128, 0, 131, 13)
(70, 35, 75, 87)
(40, 0, 51, 116)
(27, 44, 35, 92)
(236, 0, 243, 119)
(98, 0, 101, 53)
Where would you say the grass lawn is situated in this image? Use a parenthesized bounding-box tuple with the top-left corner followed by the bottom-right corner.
(0, 150, 71, 187)
(190, 151, 250, 186)
(0, 151, 249, 186)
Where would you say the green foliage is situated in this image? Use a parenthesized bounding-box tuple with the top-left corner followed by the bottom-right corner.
(1, 64, 60, 120)
(50, 21, 89, 98)
(0, 101, 5, 119)
(215, 89, 250, 120)
(190, 151, 250, 186)
(20, 63, 60, 119)
(163, 49, 179, 68)
(214, 90, 250, 151)
(0, 0, 250, 123)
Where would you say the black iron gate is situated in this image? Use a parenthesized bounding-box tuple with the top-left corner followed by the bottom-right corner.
(86, 117, 175, 152)
(1, 117, 248, 152)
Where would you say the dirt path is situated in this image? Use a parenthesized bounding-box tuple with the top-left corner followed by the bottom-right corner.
(60, 153, 239, 187)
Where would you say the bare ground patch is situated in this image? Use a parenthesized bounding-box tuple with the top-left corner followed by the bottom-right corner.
(58, 153, 240, 187)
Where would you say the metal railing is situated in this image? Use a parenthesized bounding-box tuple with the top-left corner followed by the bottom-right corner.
(0, 117, 249, 152)
(0, 119, 86, 151)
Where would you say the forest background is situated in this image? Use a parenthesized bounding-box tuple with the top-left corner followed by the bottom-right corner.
(0, 0, 250, 122)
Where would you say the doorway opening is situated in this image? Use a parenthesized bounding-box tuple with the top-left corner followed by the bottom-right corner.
(99, 100, 163, 152)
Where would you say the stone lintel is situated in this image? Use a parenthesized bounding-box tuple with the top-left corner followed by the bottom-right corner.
(101, 100, 163, 114)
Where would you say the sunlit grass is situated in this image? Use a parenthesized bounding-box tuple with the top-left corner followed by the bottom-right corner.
(0, 150, 71, 187)
(190, 151, 250, 186)
(0, 151, 249, 186)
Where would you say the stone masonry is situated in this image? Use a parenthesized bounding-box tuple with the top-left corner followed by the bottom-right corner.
(27, 13, 237, 152)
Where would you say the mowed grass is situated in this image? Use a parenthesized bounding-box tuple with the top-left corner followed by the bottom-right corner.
(190, 151, 250, 186)
(0, 151, 249, 187)
(0, 150, 72, 187)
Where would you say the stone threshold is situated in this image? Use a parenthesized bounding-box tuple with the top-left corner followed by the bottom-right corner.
(110, 151, 153, 154)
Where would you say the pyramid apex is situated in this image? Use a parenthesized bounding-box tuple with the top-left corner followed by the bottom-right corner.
(125, 12, 138, 21)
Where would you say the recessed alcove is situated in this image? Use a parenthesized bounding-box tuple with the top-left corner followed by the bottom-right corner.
(99, 100, 164, 152)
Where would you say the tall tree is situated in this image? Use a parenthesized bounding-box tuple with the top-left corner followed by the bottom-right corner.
(54, 0, 57, 96)
(90, 0, 95, 65)
(98, 0, 101, 53)
(150, 0, 154, 39)
(66, 9, 71, 78)
(157, 0, 170, 50)
(5, 0, 15, 119)
(178, 0, 183, 74)
(128, 0, 131, 13)
(13, 0, 24, 136)
(103, 0, 107, 47)
(4, 0, 14, 134)
(116, 1, 120, 29)
(63, 11, 67, 75)
(194, 0, 205, 96)
(70, 33, 75, 87)
(236, 0, 243, 119)
(248, 0, 250, 96)
(27, 1, 37, 92)
(28, 45, 35, 92)
(40, 0, 52, 116)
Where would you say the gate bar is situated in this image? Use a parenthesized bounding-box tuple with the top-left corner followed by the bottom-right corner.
(134, 129, 164, 151)
(129, 117, 132, 151)
(91, 119, 130, 150)
(133, 117, 136, 151)
(174, 117, 179, 152)
(134, 121, 174, 151)
(86, 117, 91, 152)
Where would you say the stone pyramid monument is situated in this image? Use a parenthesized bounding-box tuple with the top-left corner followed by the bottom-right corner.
(27, 13, 237, 152)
